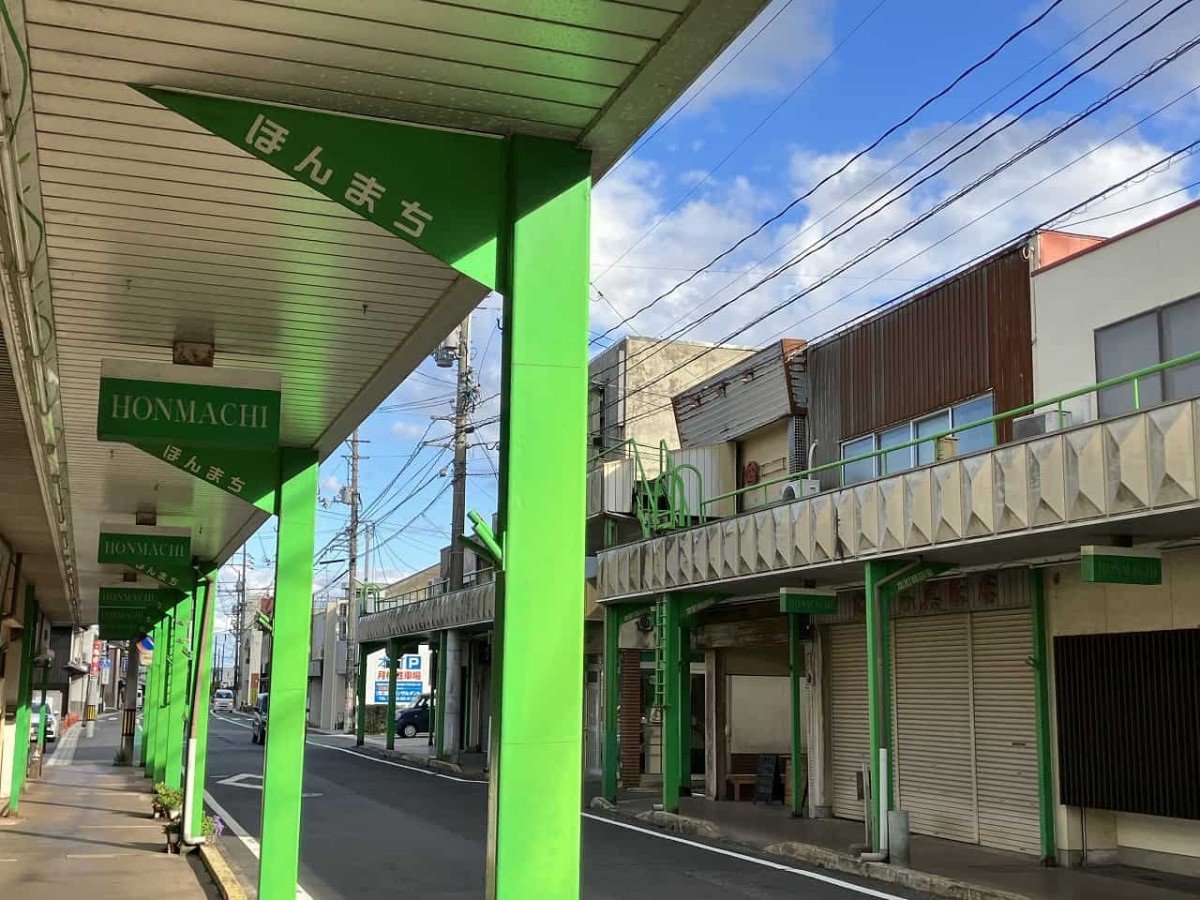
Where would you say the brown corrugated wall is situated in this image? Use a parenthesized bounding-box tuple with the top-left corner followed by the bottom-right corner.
(807, 245, 1032, 482)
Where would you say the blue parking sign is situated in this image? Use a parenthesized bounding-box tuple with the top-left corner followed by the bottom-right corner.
(403, 654, 421, 672)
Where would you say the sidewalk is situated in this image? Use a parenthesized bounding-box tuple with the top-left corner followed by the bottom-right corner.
(0, 724, 217, 899)
(309, 726, 489, 777)
(608, 793, 1200, 900)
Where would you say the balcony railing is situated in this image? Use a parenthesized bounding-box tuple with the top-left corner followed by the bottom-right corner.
(365, 567, 495, 615)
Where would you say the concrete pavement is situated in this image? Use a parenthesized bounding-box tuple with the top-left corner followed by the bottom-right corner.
(205, 711, 935, 900)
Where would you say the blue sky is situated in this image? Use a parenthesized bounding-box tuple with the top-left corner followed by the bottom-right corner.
(218, 0, 1200, 633)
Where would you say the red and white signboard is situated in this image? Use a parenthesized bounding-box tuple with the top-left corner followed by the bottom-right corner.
(90, 640, 103, 676)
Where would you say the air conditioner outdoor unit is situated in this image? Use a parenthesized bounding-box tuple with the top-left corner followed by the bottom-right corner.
(780, 478, 820, 502)
(1013, 410, 1073, 440)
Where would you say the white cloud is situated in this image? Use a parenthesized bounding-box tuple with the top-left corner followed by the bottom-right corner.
(321, 474, 342, 493)
(673, 0, 835, 111)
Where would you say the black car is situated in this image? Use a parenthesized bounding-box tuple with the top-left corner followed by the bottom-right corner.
(251, 692, 268, 744)
(397, 694, 430, 739)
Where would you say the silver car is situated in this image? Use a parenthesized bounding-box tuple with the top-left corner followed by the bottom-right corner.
(212, 688, 234, 712)
(29, 708, 57, 742)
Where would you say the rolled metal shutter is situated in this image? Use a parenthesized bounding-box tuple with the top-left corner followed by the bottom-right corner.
(830, 624, 869, 820)
(894, 614, 978, 843)
(971, 608, 1040, 853)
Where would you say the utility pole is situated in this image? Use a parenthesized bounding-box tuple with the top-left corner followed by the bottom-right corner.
(343, 429, 361, 733)
(448, 314, 472, 590)
(233, 545, 247, 705)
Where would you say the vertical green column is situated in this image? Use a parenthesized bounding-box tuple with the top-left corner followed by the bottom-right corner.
(602, 606, 621, 802)
(865, 560, 893, 852)
(386, 639, 399, 750)
(677, 621, 692, 800)
(187, 573, 217, 840)
(434, 633, 447, 756)
(1030, 568, 1057, 863)
(166, 590, 195, 790)
(355, 643, 368, 746)
(154, 608, 174, 785)
(788, 613, 805, 817)
(36, 655, 50, 752)
(660, 595, 683, 813)
(259, 447, 318, 900)
(9, 585, 37, 814)
(486, 134, 590, 900)
(142, 622, 159, 773)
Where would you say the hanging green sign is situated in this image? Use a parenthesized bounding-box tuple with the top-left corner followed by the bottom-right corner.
(98, 360, 281, 448)
(1080, 546, 1162, 585)
(97, 525, 194, 590)
(780, 588, 838, 616)
(137, 86, 505, 289)
(135, 439, 278, 511)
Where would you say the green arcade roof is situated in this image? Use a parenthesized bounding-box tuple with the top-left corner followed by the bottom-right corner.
(0, 0, 768, 624)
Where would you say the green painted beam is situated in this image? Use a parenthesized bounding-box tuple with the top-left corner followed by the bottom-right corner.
(602, 606, 621, 802)
(386, 638, 399, 751)
(166, 589, 195, 790)
(486, 134, 590, 900)
(258, 447, 318, 900)
(141, 623, 156, 772)
(356, 643, 368, 747)
(154, 607, 174, 785)
(659, 595, 683, 813)
(9, 584, 37, 814)
(788, 613, 805, 817)
(187, 572, 217, 840)
(1030, 568, 1057, 862)
(676, 621, 692, 800)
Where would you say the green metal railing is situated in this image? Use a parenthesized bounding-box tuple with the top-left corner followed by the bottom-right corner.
(700, 349, 1200, 514)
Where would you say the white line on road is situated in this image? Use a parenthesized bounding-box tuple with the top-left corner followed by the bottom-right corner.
(204, 791, 313, 900)
(582, 813, 911, 900)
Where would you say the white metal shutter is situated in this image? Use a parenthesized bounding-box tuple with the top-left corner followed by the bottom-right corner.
(830, 624, 869, 820)
(971, 608, 1041, 854)
(894, 614, 978, 843)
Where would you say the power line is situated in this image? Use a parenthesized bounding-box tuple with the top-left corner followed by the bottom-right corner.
(594, 0, 890, 282)
(591, 1, 1199, 425)
(588, 0, 1070, 347)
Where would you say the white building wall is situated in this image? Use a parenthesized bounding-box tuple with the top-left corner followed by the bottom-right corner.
(1031, 202, 1200, 422)
(1046, 548, 1200, 873)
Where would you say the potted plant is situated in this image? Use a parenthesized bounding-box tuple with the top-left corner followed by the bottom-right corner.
(152, 783, 184, 821)
(202, 814, 224, 842)
(163, 817, 183, 854)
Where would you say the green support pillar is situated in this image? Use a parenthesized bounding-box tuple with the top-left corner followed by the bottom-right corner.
(659, 595, 683, 814)
(166, 590, 195, 790)
(865, 560, 896, 852)
(601, 606, 621, 802)
(355, 643, 368, 747)
(141, 623, 157, 773)
(36, 653, 50, 752)
(1030, 568, 1057, 863)
(677, 622, 692, 800)
(258, 447, 318, 900)
(186, 573, 216, 841)
(788, 613, 805, 817)
(486, 134, 590, 900)
(9, 585, 37, 814)
(154, 608, 174, 785)
(434, 632, 447, 757)
(386, 639, 399, 750)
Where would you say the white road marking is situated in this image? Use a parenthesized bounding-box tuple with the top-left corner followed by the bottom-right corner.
(582, 813, 912, 900)
(204, 791, 314, 900)
(217, 772, 319, 797)
(212, 711, 481, 785)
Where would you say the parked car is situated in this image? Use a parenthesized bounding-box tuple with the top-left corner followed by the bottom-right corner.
(212, 688, 234, 712)
(30, 707, 57, 743)
(397, 694, 430, 739)
(251, 692, 268, 745)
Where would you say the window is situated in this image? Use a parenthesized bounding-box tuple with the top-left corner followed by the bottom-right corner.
(841, 435, 875, 485)
(952, 394, 995, 455)
(915, 410, 950, 465)
(839, 393, 996, 485)
(879, 424, 912, 475)
(1095, 294, 1200, 418)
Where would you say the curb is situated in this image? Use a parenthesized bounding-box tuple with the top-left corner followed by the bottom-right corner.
(602, 805, 1033, 900)
(199, 842, 248, 900)
(377, 747, 487, 780)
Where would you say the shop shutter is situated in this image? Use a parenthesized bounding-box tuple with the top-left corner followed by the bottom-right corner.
(894, 614, 978, 843)
(830, 624, 869, 820)
(971, 608, 1041, 853)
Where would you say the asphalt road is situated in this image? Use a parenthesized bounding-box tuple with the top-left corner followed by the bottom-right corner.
(204, 712, 932, 900)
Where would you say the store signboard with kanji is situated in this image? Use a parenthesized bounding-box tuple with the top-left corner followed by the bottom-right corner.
(137, 87, 506, 290)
